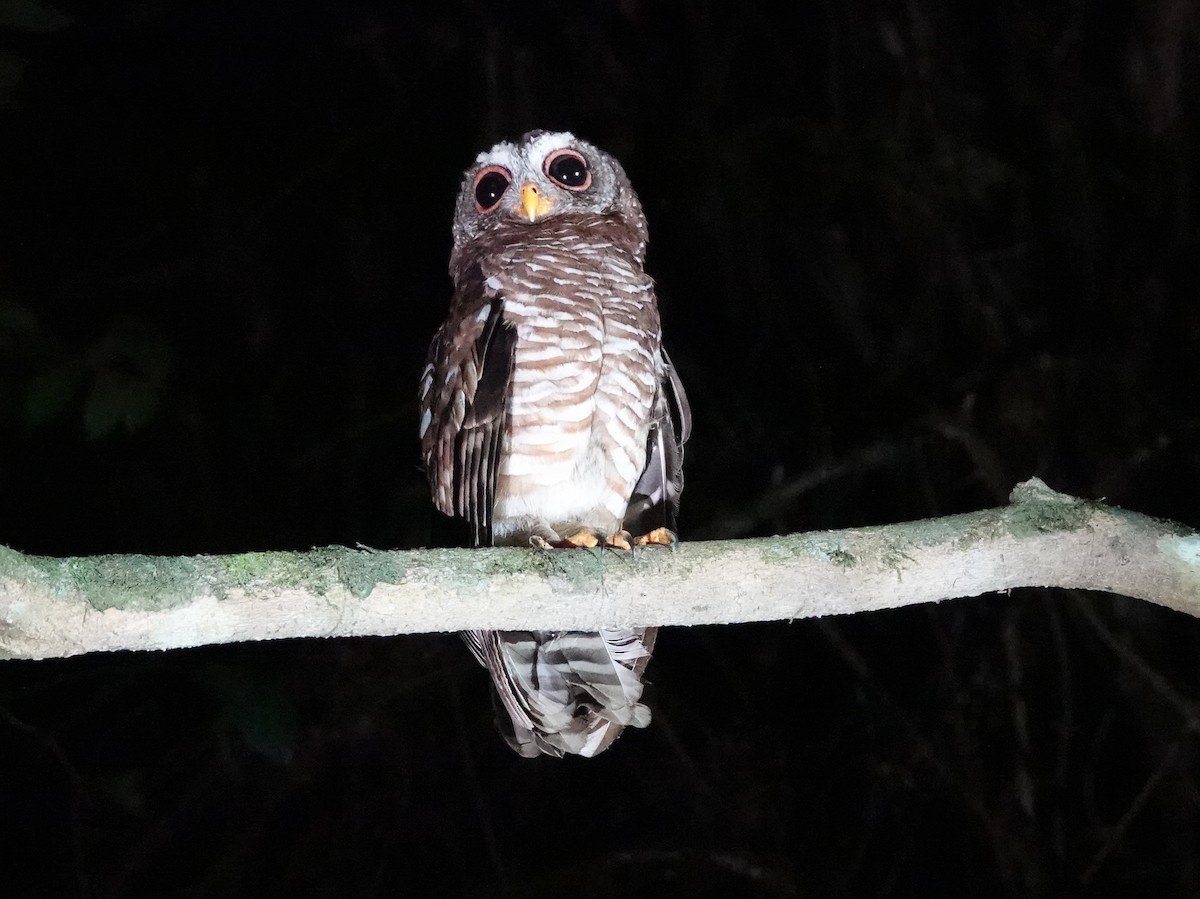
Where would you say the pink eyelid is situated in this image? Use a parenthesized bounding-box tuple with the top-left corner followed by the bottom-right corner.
(472, 165, 512, 211)
(543, 149, 591, 191)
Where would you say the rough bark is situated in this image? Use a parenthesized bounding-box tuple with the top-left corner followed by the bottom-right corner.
(1, 478, 1197, 661)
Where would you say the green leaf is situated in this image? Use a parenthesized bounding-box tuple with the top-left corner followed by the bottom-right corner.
(81, 318, 175, 438)
(0, 52, 29, 108)
(0, 0, 74, 33)
(82, 368, 153, 438)
(204, 664, 299, 765)
(24, 362, 84, 429)
(0, 298, 38, 349)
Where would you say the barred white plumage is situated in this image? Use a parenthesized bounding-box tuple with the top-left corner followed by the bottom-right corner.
(419, 131, 689, 758)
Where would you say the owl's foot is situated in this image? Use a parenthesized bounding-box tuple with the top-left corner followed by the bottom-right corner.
(533, 528, 635, 551)
(559, 528, 601, 549)
(604, 530, 634, 551)
(528, 528, 603, 549)
(634, 527, 678, 548)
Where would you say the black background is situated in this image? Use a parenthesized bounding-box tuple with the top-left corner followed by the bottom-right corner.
(2, 1, 1199, 896)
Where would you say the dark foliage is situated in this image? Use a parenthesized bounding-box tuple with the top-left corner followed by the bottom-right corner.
(1, 0, 1198, 895)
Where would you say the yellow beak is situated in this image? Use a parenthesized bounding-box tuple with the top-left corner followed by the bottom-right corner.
(517, 182, 553, 222)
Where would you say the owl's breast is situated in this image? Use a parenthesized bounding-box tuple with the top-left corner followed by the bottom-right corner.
(490, 238, 662, 538)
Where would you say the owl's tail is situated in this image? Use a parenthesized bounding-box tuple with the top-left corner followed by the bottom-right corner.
(462, 627, 657, 757)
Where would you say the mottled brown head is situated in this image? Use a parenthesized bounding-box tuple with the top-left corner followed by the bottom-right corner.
(451, 131, 649, 262)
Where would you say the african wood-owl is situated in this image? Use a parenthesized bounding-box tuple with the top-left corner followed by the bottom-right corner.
(419, 130, 689, 757)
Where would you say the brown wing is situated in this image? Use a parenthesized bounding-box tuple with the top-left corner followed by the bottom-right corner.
(418, 259, 516, 547)
(626, 348, 691, 536)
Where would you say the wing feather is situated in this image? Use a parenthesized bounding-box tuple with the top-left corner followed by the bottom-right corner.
(419, 260, 516, 546)
(627, 348, 691, 535)
(463, 627, 658, 758)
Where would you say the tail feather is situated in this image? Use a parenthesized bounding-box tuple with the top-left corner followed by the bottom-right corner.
(463, 627, 657, 758)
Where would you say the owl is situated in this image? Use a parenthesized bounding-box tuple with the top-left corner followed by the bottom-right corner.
(419, 130, 690, 758)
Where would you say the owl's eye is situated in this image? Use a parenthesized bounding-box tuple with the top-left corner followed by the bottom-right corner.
(473, 166, 511, 212)
(545, 149, 591, 191)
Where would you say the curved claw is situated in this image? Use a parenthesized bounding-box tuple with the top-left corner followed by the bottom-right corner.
(604, 530, 634, 551)
(529, 528, 648, 552)
(531, 529, 605, 549)
(633, 527, 678, 548)
(560, 529, 601, 549)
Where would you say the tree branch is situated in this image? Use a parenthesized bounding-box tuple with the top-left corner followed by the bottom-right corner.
(2, 478, 1198, 661)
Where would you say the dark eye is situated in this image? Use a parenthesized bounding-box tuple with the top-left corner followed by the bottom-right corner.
(473, 166, 510, 212)
(545, 149, 591, 190)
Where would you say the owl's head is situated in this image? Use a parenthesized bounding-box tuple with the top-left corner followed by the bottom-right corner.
(452, 131, 648, 258)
